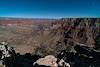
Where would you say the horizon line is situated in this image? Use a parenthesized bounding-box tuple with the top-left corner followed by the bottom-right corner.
(0, 16, 100, 19)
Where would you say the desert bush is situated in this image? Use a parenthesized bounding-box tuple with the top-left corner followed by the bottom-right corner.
(34, 41, 75, 57)
(34, 43, 52, 57)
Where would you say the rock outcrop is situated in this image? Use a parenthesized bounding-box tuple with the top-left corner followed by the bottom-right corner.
(33, 55, 58, 67)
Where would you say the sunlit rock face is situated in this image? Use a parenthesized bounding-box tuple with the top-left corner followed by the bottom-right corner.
(33, 55, 58, 67)
(33, 55, 71, 67)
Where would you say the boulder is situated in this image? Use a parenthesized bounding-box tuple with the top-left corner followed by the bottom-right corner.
(33, 55, 58, 67)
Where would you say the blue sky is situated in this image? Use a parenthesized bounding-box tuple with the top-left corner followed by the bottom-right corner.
(0, 0, 100, 18)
